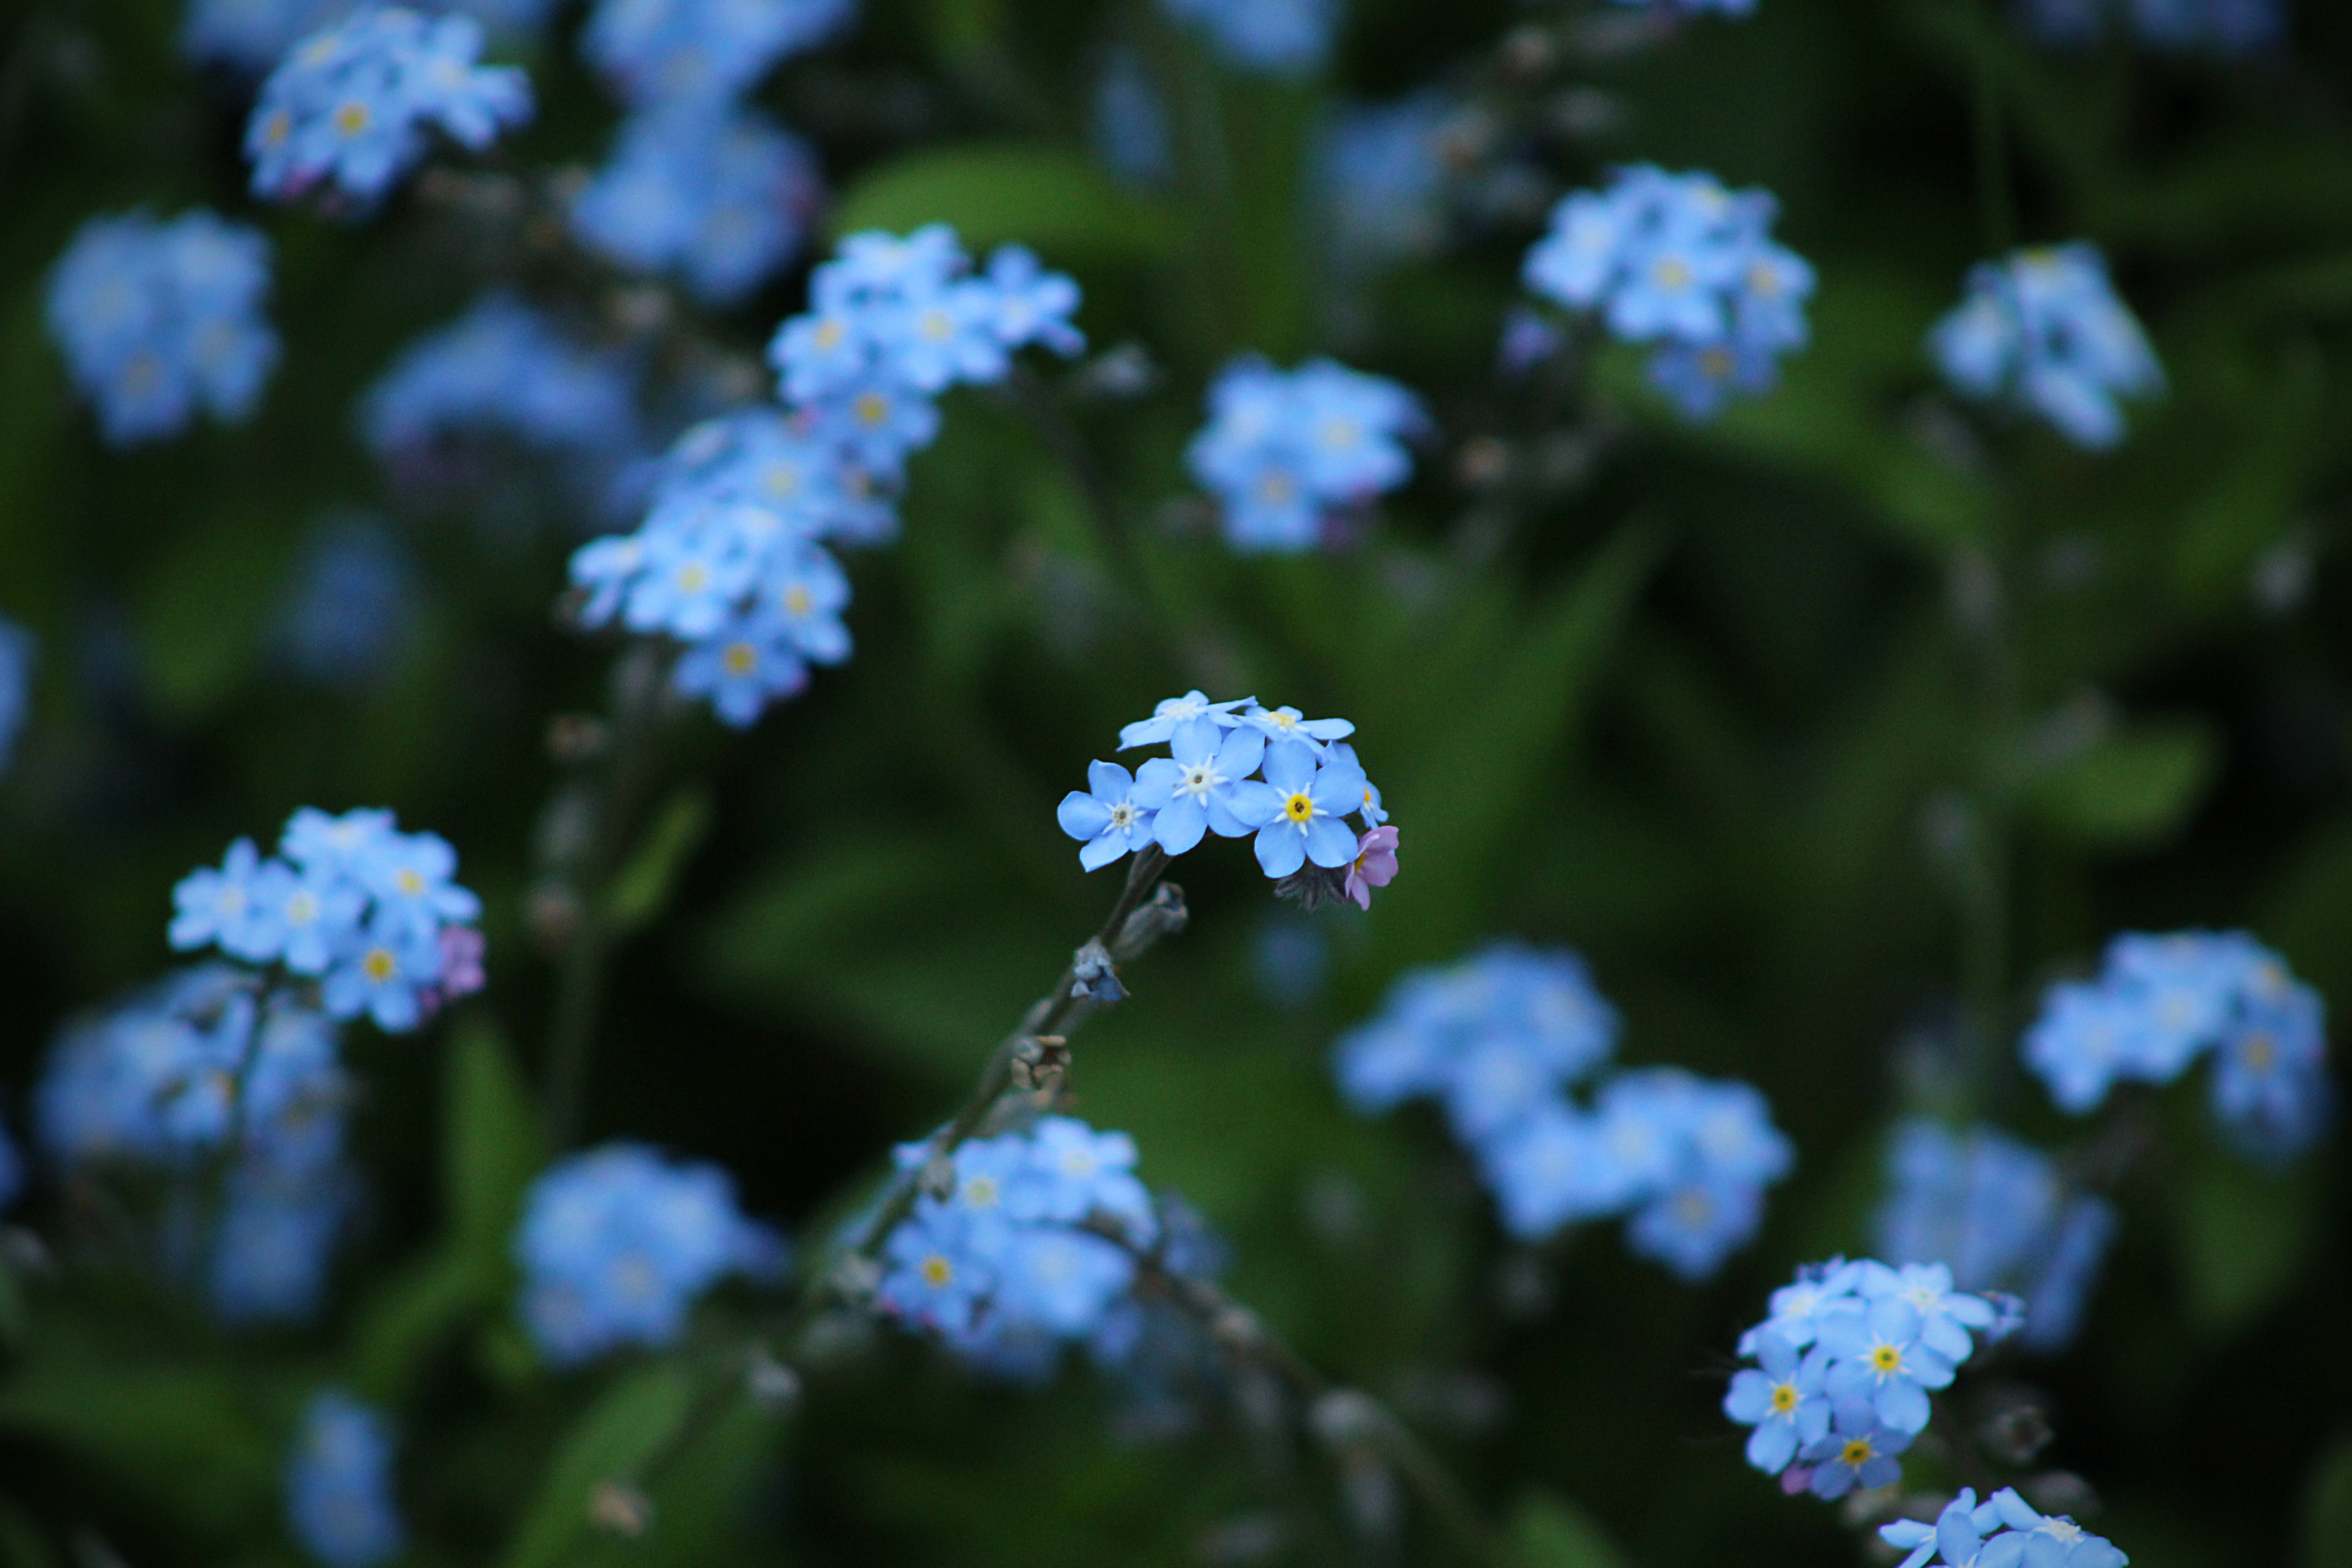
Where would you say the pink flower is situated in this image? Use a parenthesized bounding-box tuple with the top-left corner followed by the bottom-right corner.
(436, 924, 486, 999)
(1343, 825, 1399, 910)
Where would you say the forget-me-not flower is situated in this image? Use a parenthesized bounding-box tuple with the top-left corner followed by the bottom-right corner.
(1931, 244, 2163, 449)
(581, 0, 852, 108)
(284, 1389, 405, 1568)
(1186, 358, 1423, 554)
(1722, 1329, 1831, 1474)
(1232, 739, 1366, 878)
(1057, 760, 1164, 871)
(1159, 0, 1334, 74)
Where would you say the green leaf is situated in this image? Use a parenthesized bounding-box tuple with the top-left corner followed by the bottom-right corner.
(131, 508, 293, 721)
(348, 1250, 485, 1406)
(605, 788, 713, 935)
(2303, 1433, 2352, 1568)
(0, 1355, 277, 1538)
(0, 1499, 57, 1568)
(826, 142, 1175, 260)
(2174, 1147, 2318, 1333)
(2026, 720, 2218, 848)
(446, 1019, 545, 1267)
(1513, 1492, 1635, 1568)
(500, 1364, 699, 1568)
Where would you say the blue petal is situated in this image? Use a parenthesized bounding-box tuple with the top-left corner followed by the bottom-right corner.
(1254, 822, 1306, 878)
(1058, 791, 1112, 841)
(1304, 814, 1357, 868)
(1079, 832, 1129, 871)
(1226, 780, 1282, 827)
(1086, 759, 1133, 801)
(1262, 740, 1317, 794)
(1154, 795, 1207, 854)
(1215, 727, 1265, 779)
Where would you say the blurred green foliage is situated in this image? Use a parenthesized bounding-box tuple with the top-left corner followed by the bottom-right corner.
(4, 0, 2352, 1567)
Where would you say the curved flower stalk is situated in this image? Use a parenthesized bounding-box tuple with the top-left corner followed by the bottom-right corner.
(1336, 942, 1792, 1276)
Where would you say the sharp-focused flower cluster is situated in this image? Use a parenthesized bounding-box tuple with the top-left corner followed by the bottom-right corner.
(581, 0, 852, 108)
(1186, 358, 1423, 554)
(2023, 929, 2329, 1159)
(2016, 0, 2279, 54)
(169, 807, 485, 1033)
(1522, 164, 1815, 418)
(1159, 0, 1334, 74)
(246, 8, 532, 206)
(284, 1389, 405, 1568)
(0, 617, 32, 777)
(1058, 693, 1397, 902)
(186, 0, 557, 73)
(1725, 1258, 2019, 1499)
(1881, 1486, 2127, 1568)
(877, 1116, 1161, 1369)
(1873, 1119, 2115, 1353)
(571, 227, 1082, 727)
(36, 967, 358, 1322)
(1931, 245, 2164, 450)
(514, 1142, 782, 1364)
(359, 293, 644, 499)
(1335, 943, 1792, 1277)
(1320, 93, 1455, 273)
(45, 209, 279, 446)
(571, 103, 823, 305)
(275, 517, 417, 686)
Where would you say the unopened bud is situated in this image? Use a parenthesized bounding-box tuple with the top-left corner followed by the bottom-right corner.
(1009, 1035, 1071, 1093)
(1070, 939, 1126, 1002)
(830, 1253, 882, 1304)
(746, 1349, 802, 1410)
(1210, 1304, 1262, 1354)
(588, 1480, 652, 1537)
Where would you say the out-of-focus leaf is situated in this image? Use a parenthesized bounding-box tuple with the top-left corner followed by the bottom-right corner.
(1514, 1492, 1635, 1568)
(447, 1019, 544, 1267)
(500, 1363, 698, 1568)
(2303, 1433, 2352, 1568)
(348, 1251, 483, 1406)
(2026, 720, 2217, 848)
(2169, 347, 2324, 606)
(0, 1498, 57, 1568)
(605, 788, 712, 935)
(827, 142, 1175, 260)
(2174, 1147, 2317, 1333)
(132, 508, 292, 720)
(0, 1354, 276, 1537)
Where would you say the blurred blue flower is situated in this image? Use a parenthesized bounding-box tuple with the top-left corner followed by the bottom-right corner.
(1160, 0, 1334, 74)
(2015, 0, 2278, 52)
(38, 967, 259, 1165)
(1335, 942, 1618, 1121)
(1607, 0, 1756, 12)
(185, 0, 559, 71)
(1092, 46, 1171, 186)
(0, 1114, 22, 1214)
(2018, 1194, 2115, 1353)
(0, 617, 29, 776)
(46, 209, 279, 446)
(572, 102, 824, 305)
(1186, 357, 1423, 554)
(671, 614, 811, 726)
(1320, 93, 1454, 272)
(1800, 1401, 1912, 1499)
(285, 1390, 404, 1568)
(1254, 917, 1329, 1009)
(276, 519, 416, 687)
(515, 1142, 781, 1364)
(1522, 165, 1813, 419)
(360, 292, 642, 468)
(211, 1163, 356, 1323)
(1931, 244, 2163, 449)
(582, 0, 852, 108)
(246, 8, 532, 206)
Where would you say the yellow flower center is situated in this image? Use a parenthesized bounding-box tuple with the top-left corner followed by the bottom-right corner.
(855, 392, 889, 426)
(675, 562, 710, 593)
(1769, 1383, 1799, 1414)
(721, 642, 758, 676)
(1257, 470, 1296, 505)
(1284, 792, 1315, 825)
(363, 947, 397, 983)
(813, 319, 845, 351)
(396, 868, 425, 895)
(920, 1254, 954, 1288)
(920, 309, 953, 341)
(1654, 257, 1692, 290)
(1840, 1438, 1874, 1467)
(784, 586, 813, 618)
(2240, 1032, 2277, 1072)
(334, 100, 369, 136)
(963, 1176, 998, 1207)
(1869, 1343, 1903, 1374)
(762, 463, 800, 497)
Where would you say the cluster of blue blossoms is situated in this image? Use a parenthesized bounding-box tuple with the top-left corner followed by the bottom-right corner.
(171, 807, 486, 1032)
(580, 0, 851, 108)
(185, 0, 555, 73)
(1187, 358, 1424, 554)
(2018, 0, 2280, 54)
(514, 1143, 782, 1364)
(284, 1389, 405, 1568)
(1160, 0, 1334, 74)
(1335, 943, 1792, 1278)
(1522, 165, 1816, 419)
(1060, 693, 1399, 900)
(1931, 245, 2164, 450)
(877, 1116, 1172, 1373)
(2023, 929, 2330, 1159)
(571, 227, 1083, 727)
(1320, 93, 1455, 274)
(1881, 1487, 2127, 1568)
(1725, 1258, 2018, 1499)
(45, 209, 279, 446)
(246, 8, 533, 206)
(36, 967, 357, 1321)
(1874, 1120, 2115, 1354)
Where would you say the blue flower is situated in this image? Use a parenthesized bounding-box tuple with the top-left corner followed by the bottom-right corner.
(2211, 964, 2332, 1160)
(1627, 1175, 1767, 1281)
(246, 8, 532, 206)
(45, 209, 279, 446)
(2022, 979, 2147, 1112)
(1159, 0, 1335, 74)
(212, 1164, 356, 1324)
(1005, 1116, 1157, 1241)
(1881, 1487, 2129, 1568)
(1117, 690, 1257, 750)
(323, 916, 448, 1032)
(281, 807, 399, 878)
(0, 617, 29, 776)
(581, 0, 852, 108)
(1723, 1330, 1831, 1474)
(171, 838, 287, 963)
(515, 1143, 779, 1364)
(879, 1200, 998, 1336)
(186, 0, 560, 73)
(1746, 1258, 1865, 1351)
(0, 1112, 22, 1215)
(1799, 1402, 1912, 1498)
(1057, 760, 1164, 871)
(1320, 92, 1454, 273)
(1930, 245, 2163, 449)
(974, 245, 1087, 358)
(276, 518, 416, 686)
(284, 1390, 405, 1568)
(1817, 1295, 1958, 1434)
(36, 967, 258, 1164)
(1854, 1259, 1997, 1362)
(673, 618, 811, 727)
(1186, 357, 1422, 554)
(1134, 718, 1266, 853)
(1231, 739, 1363, 878)
(1093, 45, 1171, 186)
(572, 102, 823, 304)
(356, 828, 480, 942)
(359, 292, 642, 472)
(2018, 1195, 2116, 1353)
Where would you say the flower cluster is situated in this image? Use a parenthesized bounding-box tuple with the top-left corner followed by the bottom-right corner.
(1159, 0, 1335, 74)
(2023, 930, 2330, 1159)
(169, 807, 485, 1033)
(45, 209, 279, 446)
(186, 0, 558, 73)
(1725, 1258, 2018, 1499)
(1881, 1486, 2127, 1568)
(284, 1389, 405, 1568)
(1873, 1120, 2115, 1353)
(1931, 245, 2164, 450)
(1059, 692, 1397, 900)
(1522, 164, 1815, 418)
(35, 967, 359, 1322)
(246, 8, 532, 206)
(572, 228, 1083, 727)
(581, 0, 852, 108)
(2017, 0, 2279, 54)
(514, 1143, 783, 1364)
(1321, 93, 1455, 274)
(359, 293, 643, 485)
(0, 617, 31, 777)
(877, 1116, 1158, 1368)
(1186, 358, 1423, 554)
(1335, 943, 1792, 1277)
(571, 103, 823, 305)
